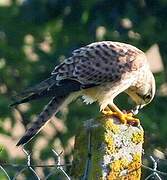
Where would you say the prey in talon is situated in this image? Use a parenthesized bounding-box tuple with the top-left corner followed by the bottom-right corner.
(121, 106, 141, 126)
(103, 105, 141, 126)
(10, 41, 155, 146)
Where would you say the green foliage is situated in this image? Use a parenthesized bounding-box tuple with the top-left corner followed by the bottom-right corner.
(0, 0, 167, 178)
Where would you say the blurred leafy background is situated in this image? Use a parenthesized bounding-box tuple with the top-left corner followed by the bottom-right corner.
(0, 0, 167, 179)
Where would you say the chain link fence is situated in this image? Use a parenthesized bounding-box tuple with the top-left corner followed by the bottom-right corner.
(0, 147, 167, 180)
(0, 148, 71, 180)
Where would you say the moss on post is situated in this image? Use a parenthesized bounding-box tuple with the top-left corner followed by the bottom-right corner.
(70, 114, 143, 180)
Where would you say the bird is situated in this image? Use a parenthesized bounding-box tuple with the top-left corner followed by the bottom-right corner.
(10, 41, 156, 146)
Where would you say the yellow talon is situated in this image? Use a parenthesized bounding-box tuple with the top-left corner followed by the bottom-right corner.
(116, 112, 140, 126)
(102, 104, 140, 126)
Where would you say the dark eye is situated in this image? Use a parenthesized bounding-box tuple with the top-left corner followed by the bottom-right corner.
(144, 94, 151, 100)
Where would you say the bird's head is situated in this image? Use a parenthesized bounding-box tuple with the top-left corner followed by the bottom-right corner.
(126, 71, 155, 115)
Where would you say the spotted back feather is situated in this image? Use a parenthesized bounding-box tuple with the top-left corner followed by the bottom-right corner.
(51, 41, 146, 85)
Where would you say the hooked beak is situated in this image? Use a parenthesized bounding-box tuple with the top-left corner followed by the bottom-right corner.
(131, 104, 144, 115)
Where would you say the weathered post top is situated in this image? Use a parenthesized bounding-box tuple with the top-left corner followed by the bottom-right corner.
(71, 114, 143, 180)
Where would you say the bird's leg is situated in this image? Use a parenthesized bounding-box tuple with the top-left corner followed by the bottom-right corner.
(102, 106, 114, 116)
(101, 105, 124, 117)
(108, 103, 140, 126)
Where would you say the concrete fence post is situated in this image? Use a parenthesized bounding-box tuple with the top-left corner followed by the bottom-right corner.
(71, 114, 143, 180)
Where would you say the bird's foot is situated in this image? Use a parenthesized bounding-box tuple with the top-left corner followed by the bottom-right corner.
(102, 109, 140, 126)
(114, 112, 140, 126)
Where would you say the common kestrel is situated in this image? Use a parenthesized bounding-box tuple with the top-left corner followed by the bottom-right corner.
(11, 41, 155, 146)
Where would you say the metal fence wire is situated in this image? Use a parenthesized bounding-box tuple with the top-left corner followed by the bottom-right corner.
(0, 148, 71, 180)
(0, 148, 167, 180)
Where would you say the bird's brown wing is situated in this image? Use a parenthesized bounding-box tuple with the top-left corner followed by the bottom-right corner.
(52, 41, 145, 86)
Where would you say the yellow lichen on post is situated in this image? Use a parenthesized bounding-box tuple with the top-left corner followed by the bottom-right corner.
(70, 114, 144, 180)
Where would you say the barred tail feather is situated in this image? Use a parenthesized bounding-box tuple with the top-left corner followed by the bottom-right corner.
(15, 79, 83, 146)
(16, 95, 67, 146)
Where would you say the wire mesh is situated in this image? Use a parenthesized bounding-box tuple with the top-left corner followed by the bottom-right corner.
(0, 148, 71, 180)
(0, 147, 167, 179)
